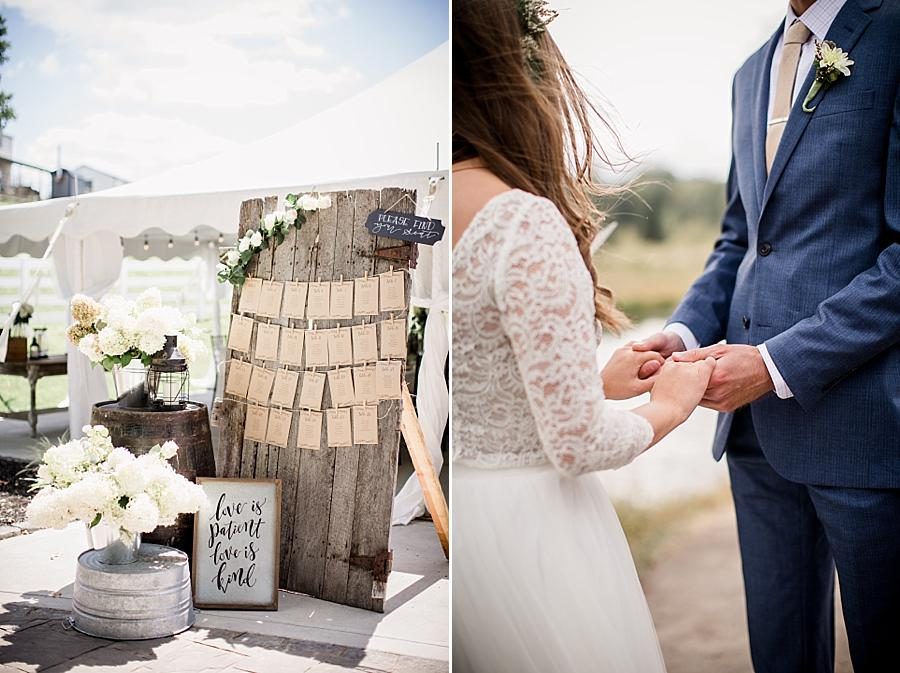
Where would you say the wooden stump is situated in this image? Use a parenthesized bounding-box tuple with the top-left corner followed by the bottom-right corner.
(91, 401, 216, 556)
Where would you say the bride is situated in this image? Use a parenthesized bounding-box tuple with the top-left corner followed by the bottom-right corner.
(452, 2, 716, 671)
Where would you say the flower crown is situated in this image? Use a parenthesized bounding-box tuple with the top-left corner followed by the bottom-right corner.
(518, 0, 558, 77)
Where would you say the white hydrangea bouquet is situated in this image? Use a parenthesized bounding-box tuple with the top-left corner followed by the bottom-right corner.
(26, 425, 207, 557)
(65, 287, 206, 371)
(217, 191, 333, 287)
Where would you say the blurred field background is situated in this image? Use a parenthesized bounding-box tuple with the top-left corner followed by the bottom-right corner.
(596, 171, 723, 322)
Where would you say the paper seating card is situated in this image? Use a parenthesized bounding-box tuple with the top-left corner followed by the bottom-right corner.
(257, 280, 284, 318)
(297, 410, 323, 450)
(353, 405, 379, 445)
(282, 281, 308, 319)
(227, 314, 254, 353)
(376, 360, 402, 399)
(280, 328, 304, 366)
(271, 368, 299, 407)
(265, 408, 292, 448)
(244, 405, 269, 442)
(254, 323, 281, 361)
(225, 359, 253, 398)
(354, 276, 379, 316)
(328, 368, 356, 408)
(238, 277, 262, 315)
(328, 327, 353, 366)
(247, 366, 275, 404)
(327, 408, 352, 447)
(380, 319, 407, 360)
(299, 371, 326, 410)
(329, 281, 354, 320)
(353, 366, 377, 404)
(306, 281, 331, 319)
(352, 324, 378, 364)
(379, 271, 405, 312)
(305, 330, 329, 367)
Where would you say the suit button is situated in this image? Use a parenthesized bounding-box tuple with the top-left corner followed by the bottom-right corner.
(759, 242, 773, 256)
(742, 316, 750, 329)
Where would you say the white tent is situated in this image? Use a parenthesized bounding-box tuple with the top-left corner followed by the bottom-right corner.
(0, 43, 449, 524)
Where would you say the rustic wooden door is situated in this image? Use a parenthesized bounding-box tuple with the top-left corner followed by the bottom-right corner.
(219, 188, 413, 612)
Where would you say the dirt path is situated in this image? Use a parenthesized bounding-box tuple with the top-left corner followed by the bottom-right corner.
(642, 500, 852, 673)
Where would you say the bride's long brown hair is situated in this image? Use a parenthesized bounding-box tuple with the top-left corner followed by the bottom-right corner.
(453, 0, 630, 332)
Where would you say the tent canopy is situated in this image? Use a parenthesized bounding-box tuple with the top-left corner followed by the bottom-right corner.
(0, 43, 448, 244)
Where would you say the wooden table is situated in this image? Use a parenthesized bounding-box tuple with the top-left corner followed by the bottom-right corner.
(0, 355, 67, 437)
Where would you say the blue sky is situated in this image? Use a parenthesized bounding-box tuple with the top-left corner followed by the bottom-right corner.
(0, 0, 448, 181)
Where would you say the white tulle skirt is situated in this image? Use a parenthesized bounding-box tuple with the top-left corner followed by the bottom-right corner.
(453, 463, 666, 673)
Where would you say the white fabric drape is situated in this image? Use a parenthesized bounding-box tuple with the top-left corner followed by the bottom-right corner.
(53, 231, 123, 439)
(392, 182, 449, 525)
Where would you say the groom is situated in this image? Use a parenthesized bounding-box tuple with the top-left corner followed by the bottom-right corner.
(635, 0, 899, 671)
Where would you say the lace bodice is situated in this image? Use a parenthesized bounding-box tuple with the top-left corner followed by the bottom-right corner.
(452, 190, 653, 476)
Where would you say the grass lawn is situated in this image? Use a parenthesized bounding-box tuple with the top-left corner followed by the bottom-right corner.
(0, 373, 69, 414)
(595, 226, 719, 322)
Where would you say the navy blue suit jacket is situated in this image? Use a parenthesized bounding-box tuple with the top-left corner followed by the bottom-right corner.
(670, 0, 900, 487)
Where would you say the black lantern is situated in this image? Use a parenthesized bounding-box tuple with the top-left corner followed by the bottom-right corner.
(146, 335, 189, 411)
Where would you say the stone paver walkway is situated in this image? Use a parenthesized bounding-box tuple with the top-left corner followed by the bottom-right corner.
(643, 499, 852, 673)
(0, 604, 446, 673)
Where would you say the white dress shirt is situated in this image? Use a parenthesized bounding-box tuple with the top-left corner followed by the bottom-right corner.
(668, 0, 848, 400)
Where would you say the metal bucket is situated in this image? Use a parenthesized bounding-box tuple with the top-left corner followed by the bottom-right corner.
(72, 543, 195, 640)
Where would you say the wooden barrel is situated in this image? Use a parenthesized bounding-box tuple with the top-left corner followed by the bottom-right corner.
(91, 401, 216, 556)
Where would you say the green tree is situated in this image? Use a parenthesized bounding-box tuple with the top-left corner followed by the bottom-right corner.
(0, 15, 15, 130)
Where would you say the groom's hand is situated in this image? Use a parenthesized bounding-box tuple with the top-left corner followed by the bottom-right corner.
(632, 332, 685, 378)
(672, 344, 774, 412)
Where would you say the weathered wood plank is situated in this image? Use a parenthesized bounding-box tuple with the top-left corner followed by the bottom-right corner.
(288, 200, 341, 595)
(321, 190, 379, 603)
(242, 196, 277, 481)
(400, 381, 449, 557)
(278, 201, 321, 581)
(346, 187, 413, 611)
(221, 198, 263, 479)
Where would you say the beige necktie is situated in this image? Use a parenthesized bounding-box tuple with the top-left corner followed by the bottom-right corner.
(765, 20, 811, 173)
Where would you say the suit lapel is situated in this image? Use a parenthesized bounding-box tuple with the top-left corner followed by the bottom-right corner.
(760, 0, 875, 217)
(752, 29, 783, 211)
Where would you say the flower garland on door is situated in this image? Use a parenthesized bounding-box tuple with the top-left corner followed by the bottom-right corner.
(217, 192, 333, 287)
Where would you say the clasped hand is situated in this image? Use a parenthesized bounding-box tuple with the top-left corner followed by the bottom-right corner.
(627, 333, 775, 412)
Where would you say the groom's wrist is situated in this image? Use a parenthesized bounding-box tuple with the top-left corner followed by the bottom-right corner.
(664, 323, 698, 352)
(757, 343, 794, 399)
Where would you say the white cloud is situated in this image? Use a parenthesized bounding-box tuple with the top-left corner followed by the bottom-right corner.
(9, 0, 355, 107)
(8, 0, 361, 177)
(25, 112, 236, 180)
(38, 52, 60, 75)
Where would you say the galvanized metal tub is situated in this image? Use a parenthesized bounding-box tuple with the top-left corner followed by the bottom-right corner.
(72, 543, 195, 640)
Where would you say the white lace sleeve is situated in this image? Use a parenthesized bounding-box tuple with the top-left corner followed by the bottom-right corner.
(494, 198, 654, 476)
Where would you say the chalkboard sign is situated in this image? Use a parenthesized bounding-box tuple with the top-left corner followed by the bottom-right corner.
(192, 478, 282, 610)
(364, 209, 445, 245)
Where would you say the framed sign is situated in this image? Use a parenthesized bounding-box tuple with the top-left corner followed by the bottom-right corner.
(192, 478, 282, 610)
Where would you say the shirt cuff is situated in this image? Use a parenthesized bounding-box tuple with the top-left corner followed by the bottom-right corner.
(665, 323, 699, 352)
(758, 342, 794, 399)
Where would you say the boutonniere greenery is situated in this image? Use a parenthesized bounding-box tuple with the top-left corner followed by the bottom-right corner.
(216, 192, 332, 287)
(802, 40, 854, 112)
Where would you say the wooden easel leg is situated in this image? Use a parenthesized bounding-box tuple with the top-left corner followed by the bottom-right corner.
(400, 382, 449, 558)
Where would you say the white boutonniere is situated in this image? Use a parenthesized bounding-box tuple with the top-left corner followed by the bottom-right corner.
(802, 40, 854, 112)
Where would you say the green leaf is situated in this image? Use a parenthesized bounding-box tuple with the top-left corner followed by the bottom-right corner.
(89, 512, 102, 528)
(118, 495, 130, 509)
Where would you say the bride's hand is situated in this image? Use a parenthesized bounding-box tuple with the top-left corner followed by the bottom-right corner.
(601, 345, 665, 400)
(650, 357, 717, 422)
